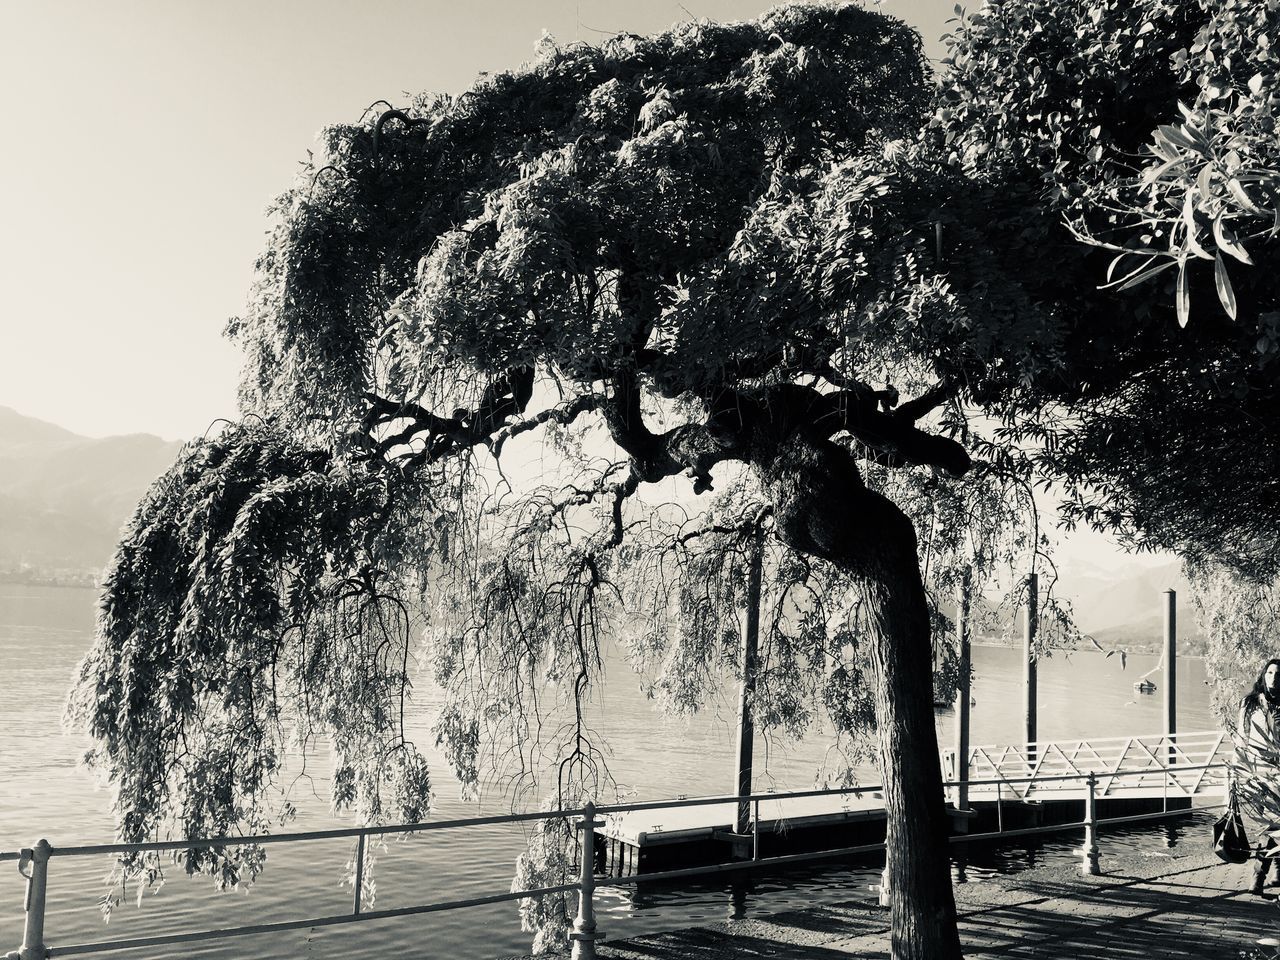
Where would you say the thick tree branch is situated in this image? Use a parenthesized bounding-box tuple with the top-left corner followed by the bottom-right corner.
(362, 367, 535, 466)
(491, 393, 602, 458)
(802, 385, 970, 477)
(893, 379, 958, 423)
(601, 371, 751, 493)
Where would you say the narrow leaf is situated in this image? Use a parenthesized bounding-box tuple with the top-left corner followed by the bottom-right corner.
(1099, 255, 1173, 290)
(1158, 123, 1198, 152)
(1182, 192, 1212, 260)
(1196, 162, 1214, 199)
(1215, 253, 1237, 320)
(1213, 215, 1254, 264)
(1226, 177, 1264, 214)
(1176, 262, 1190, 327)
(1118, 259, 1177, 290)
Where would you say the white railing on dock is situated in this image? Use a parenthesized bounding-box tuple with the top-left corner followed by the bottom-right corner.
(1, 738, 1233, 960)
(947, 730, 1232, 803)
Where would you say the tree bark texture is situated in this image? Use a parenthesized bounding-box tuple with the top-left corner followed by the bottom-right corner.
(761, 436, 963, 960)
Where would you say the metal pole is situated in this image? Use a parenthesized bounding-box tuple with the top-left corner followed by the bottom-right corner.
(1024, 572, 1038, 763)
(5, 840, 51, 960)
(1164, 589, 1177, 769)
(570, 803, 601, 960)
(1082, 774, 1100, 876)
(751, 799, 760, 862)
(734, 528, 764, 837)
(353, 830, 366, 915)
(954, 566, 973, 828)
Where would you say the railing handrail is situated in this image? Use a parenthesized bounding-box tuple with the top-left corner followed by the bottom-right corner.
(2, 738, 1234, 960)
(0, 760, 1231, 863)
(963, 729, 1229, 753)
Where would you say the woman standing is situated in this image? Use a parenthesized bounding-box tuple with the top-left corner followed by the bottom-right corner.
(1236, 658, 1280, 894)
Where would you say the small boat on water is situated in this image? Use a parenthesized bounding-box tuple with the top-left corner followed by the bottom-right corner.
(1134, 679, 1157, 694)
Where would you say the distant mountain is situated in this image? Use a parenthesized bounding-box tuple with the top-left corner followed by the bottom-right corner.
(967, 558, 1204, 654)
(1055, 559, 1204, 652)
(0, 405, 79, 448)
(1086, 612, 1204, 655)
(0, 406, 1212, 650)
(0, 407, 183, 580)
(1057, 559, 1188, 634)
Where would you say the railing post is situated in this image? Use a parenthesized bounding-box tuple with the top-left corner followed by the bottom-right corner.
(570, 802, 602, 960)
(353, 830, 366, 916)
(752, 798, 760, 862)
(5, 839, 51, 960)
(1081, 774, 1100, 876)
(1024, 572, 1038, 764)
(733, 528, 764, 837)
(1164, 589, 1177, 769)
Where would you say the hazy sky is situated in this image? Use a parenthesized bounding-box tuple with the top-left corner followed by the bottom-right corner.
(0, 1, 1174, 584)
(0, 0, 955, 442)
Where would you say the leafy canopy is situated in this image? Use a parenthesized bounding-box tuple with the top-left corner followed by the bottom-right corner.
(937, 0, 1280, 580)
(69, 2, 1208, 909)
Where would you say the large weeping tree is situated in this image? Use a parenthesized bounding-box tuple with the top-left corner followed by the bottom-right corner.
(68, 4, 1211, 957)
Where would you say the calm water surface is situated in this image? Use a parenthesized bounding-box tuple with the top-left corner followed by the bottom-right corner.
(0, 584, 1219, 958)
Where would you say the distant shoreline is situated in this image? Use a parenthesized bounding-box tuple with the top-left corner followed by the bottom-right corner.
(0, 572, 99, 590)
(0, 584, 1204, 658)
(970, 638, 1205, 660)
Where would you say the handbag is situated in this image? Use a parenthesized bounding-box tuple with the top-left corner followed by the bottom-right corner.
(1213, 781, 1251, 864)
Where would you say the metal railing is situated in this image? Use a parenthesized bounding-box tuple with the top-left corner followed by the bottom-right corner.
(945, 730, 1232, 802)
(2, 757, 1230, 960)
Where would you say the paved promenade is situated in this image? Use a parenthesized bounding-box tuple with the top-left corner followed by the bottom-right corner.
(588, 850, 1280, 959)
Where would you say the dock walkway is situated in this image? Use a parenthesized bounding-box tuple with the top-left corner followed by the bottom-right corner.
(579, 850, 1279, 959)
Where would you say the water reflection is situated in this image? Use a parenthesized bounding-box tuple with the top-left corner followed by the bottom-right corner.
(728, 875, 751, 920)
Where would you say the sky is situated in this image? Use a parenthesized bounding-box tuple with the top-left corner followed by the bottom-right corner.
(0, 0, 956, 443)
(0, 0, 1170, 577)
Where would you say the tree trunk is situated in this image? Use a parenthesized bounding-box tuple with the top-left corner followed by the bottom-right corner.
(861, 538, 963, 958)
(761, 437, 963, 960)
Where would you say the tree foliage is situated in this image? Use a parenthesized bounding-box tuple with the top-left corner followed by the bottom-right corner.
(938, 0, 1280, 583)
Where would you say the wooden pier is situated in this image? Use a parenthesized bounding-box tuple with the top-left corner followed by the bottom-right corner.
(600, 790, 891, 873)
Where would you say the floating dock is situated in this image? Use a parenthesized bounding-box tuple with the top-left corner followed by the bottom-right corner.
(597, 730, 1231, 876)
(600, 790, 891, 874)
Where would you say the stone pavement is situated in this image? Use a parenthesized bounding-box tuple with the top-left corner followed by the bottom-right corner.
(591, 850, 1280, 959)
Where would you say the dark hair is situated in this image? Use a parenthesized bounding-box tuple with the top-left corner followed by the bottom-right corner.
(1249, 658, 1280, 710)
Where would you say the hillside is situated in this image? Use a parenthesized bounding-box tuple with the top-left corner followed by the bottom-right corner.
(966, 558, 1205, 655)
(0, 407, 183, 581)
(0, 407, 1209, 649)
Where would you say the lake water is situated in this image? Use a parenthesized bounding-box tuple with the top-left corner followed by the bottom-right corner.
(0, 584, 1222, 959)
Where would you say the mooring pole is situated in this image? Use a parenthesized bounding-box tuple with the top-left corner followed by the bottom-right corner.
(734, 527, 764, 837)
(954, 565, 973, 828)
(1164, 589, 1177, 768)
(1024, 572, 1038, 763)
